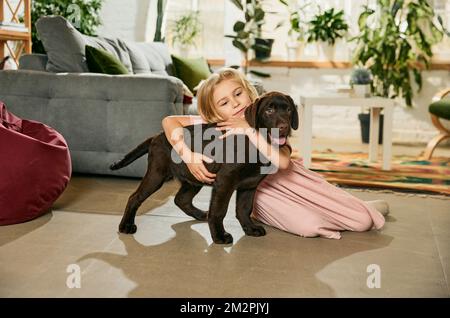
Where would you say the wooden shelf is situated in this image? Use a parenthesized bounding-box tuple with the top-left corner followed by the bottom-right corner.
(207, 58, 450, 71)
(0, 0, 31, 67)
(0, 29, 30, 41)
(248, 59, 352, 69)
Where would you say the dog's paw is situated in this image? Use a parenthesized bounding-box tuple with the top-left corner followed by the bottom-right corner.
(213, 232, 233, 244)
(244, 225, 266, 237)
(109, 162, 121, 170)
(119, 223, 137, 234)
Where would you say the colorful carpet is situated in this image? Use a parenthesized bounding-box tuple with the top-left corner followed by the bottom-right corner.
(298, 151, 450, 196)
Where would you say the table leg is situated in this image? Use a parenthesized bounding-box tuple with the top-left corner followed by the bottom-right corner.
(382, 105, 393, 171)
(369, 107, 381, 162)
(300, 102, 313, 169)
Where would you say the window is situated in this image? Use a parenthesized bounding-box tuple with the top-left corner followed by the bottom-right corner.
(164, 0, 225, 58)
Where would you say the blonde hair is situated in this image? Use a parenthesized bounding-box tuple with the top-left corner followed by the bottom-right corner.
(196, 68, 259, 123)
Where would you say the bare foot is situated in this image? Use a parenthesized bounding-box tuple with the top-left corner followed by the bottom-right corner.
(366, 200, 390, 216)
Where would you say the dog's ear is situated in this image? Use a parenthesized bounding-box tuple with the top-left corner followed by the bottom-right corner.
(285, 95, 299, 130)
(245, 97, 264, 128)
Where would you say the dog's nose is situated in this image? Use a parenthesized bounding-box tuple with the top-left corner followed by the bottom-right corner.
(278, 123, 288, 134)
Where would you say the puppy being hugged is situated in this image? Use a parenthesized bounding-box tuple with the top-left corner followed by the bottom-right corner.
(110, 91, 298, 244)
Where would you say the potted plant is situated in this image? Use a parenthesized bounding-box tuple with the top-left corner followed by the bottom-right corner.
(171, 11, 202, 57)
(279, 0, 310, 61)
(351, 0, 448, 107)
(306, 7, 348, 60)
(225, 0, 271, 77)
(350, 67, 372, 98)
(352, 0, 447, 143)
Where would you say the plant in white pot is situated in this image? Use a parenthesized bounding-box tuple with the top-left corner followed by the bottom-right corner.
(279, 0, 310, 61)
(306, 7, 348, 61)
(350, 67, 372, 98)
(225, 0, 272, 78)
(171, 11, 201, 57)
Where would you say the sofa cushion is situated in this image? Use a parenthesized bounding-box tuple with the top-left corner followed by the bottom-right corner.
(128, 42, 175, 76)
(36, 16, 133, 73)
(171, 55, 212, 92)
(18, 54, 48, 71)
(86, 45, 129, 75)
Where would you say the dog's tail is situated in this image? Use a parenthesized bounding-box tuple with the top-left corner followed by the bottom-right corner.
(110, 137, 154, 170)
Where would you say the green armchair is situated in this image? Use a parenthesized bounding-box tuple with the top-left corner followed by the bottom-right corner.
(423, 88, 450, 159)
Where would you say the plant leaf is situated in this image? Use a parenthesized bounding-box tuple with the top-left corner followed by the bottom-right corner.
(232, 39, 248, 52)
(249, 70, 271, 78)
(233, 21, 246, 32)
(229, 0, 243, 11)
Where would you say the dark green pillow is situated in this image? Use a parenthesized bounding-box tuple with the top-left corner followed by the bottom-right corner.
(85, 45, 129, 75)
(171, 55, 212, 92)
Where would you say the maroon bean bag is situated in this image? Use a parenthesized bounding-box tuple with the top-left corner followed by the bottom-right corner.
(0, 102, 71, 225)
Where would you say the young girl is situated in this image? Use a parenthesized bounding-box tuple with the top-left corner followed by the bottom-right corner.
(162, 68, 388, 239)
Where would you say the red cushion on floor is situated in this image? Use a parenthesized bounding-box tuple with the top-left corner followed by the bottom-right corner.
(0, 102, 72, 225)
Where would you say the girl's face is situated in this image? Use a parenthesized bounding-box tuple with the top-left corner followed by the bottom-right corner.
(212, 79, 252, 121)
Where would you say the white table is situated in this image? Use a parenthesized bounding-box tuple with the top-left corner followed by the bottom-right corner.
(298, 94, 396, 171)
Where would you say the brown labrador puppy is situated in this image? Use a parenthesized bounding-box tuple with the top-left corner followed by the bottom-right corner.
(110, 91, 298, 244)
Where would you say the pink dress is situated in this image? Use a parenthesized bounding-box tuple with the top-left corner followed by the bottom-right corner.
(252, 156, 385, 240)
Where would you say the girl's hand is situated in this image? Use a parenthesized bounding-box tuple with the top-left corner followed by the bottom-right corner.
(215, 117, 251, 140)
(182, 150, 216, 184)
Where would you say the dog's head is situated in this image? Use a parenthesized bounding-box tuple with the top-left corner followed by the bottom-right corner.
(244, 91, 299, 146)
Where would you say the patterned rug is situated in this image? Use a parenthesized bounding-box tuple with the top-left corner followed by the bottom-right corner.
(293, 150, 450, 196)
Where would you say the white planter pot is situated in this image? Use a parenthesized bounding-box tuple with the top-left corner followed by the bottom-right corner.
(353, 84, 371, 98)
(318, 42, 335, 61)
(286, 42, 305, 61)
(178, 44, 191, 57)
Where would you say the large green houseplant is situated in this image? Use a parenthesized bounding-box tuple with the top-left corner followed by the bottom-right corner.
(352, 0, 448, 107)
(30, 0, 104, 54)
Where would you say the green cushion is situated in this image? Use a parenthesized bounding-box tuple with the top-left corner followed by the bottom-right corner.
(429, 99, 450, 120)
(85, 45, 129, 75)
(171, 55, 212, 92)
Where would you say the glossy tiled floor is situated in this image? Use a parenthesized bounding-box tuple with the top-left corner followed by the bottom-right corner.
(1, 139, 449, 297)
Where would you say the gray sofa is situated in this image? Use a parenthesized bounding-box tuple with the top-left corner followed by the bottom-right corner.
(0, 17, 188, 178)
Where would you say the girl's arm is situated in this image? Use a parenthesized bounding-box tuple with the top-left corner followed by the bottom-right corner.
(245, 129, 292, 170)
(161, 116, 216, 183)
(162, 115, 205, 153)
(216, 118, 292, 170)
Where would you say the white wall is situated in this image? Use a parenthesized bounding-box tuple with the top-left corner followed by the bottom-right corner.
(96, 0, 152, 41)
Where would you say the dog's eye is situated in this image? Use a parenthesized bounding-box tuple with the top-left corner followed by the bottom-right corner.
(287, 108, 292, 114)
(265, 108, 274, 115)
